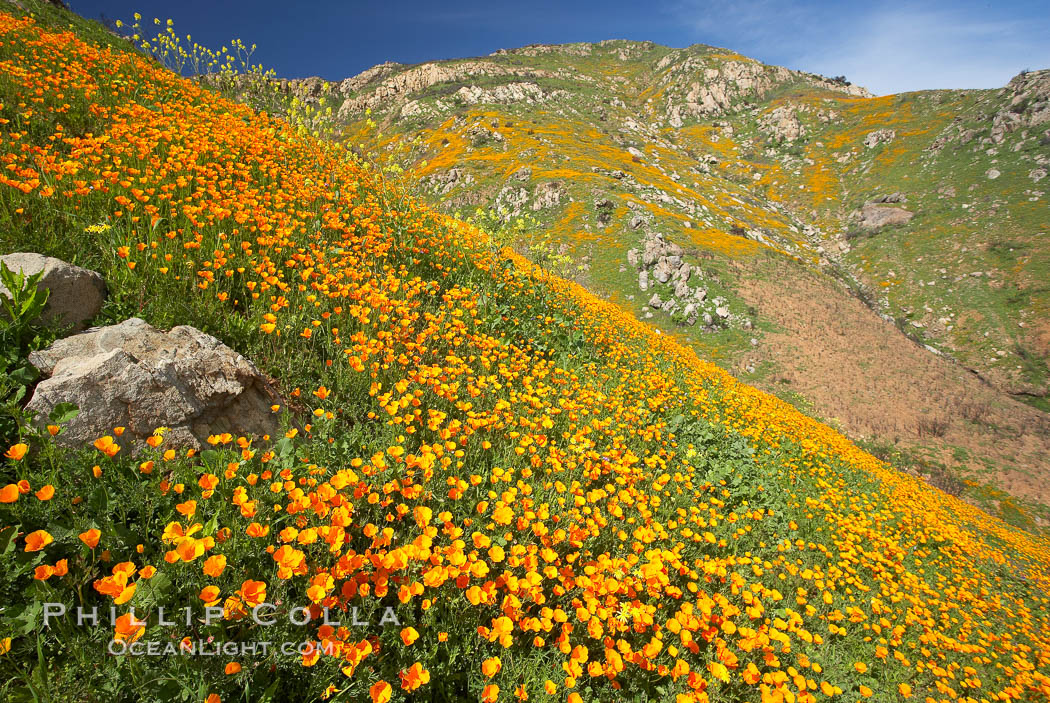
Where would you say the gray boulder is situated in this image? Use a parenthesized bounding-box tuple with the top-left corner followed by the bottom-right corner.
(863, 129, 896, 148)
(1, 253, 105, 332)
(653, 258, 674, 283)
(27, 318, 280, 451)
(531, 181, 563, 211)
(682, 303, 698, 324)
(857, 203, 915, 229)
(642, 238, 665, 266)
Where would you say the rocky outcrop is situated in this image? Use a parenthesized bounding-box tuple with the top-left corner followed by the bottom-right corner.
(0, 253, 105, 332)
(991, 69, 1050, 143)
(654, 51, 870, 125)
(455, 82, 566, 106)
(682, 60, 791, 117)
(925, 70, 1050, 151)
(27, 318, 280, 451)
(338, 61, 405, 94)
(493, 43, 594, 58)
(335, 61, 554, 119)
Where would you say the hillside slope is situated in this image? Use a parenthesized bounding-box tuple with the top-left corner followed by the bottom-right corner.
(285, 42, 1050, 517)
(0, 4, 1049, 702)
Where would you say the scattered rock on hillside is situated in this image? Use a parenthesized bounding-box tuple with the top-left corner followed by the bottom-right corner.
(760, 106, 804, 141)
(863, 129, 896, 148)
(26, 318, 280, 452)
(1031, 167, 1047, 183)
(986, 168, 1001, 180)
(531, 181, 563, 210)
(424, 167, 475, 195)
(856, 203, 915, 229)
(624, 232, 744, 331)
(594, 197, 614, 225)
(0, 253, 105, 332)
(494, 186, 529, 217)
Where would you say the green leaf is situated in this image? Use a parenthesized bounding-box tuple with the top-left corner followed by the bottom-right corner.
(199, 448, 222, 466)
(134, 571, 172, 609)
(256, 680, 280, 703)
(88, 485, 109, 515)
(48, 402, 79, 425)
(0, 524, 19, 556)
(9, 365, 38, 386)
(203, 511, 219, 537)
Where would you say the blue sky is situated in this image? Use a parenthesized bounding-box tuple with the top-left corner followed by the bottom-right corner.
(69, 0, 1050, 95)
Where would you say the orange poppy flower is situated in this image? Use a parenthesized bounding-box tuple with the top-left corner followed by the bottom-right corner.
(370, 680, 392, 703)
(79, 528, 101, 549)
(203, 554, 227, 577)
(24, 530, 53, 552)
(400, 662, 430, 691)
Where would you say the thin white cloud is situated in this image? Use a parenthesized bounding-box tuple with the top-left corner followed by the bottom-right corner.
(668, 0, 1050, 95)
(796, 6, 1050, 95)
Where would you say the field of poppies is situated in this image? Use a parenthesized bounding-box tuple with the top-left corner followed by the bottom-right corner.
(0, 4, 1048, 702)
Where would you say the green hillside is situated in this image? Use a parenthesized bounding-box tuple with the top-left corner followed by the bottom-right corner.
(0, 3, 1048, 703)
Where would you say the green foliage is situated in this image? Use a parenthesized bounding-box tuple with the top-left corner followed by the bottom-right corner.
(0, 261, 49, 353)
